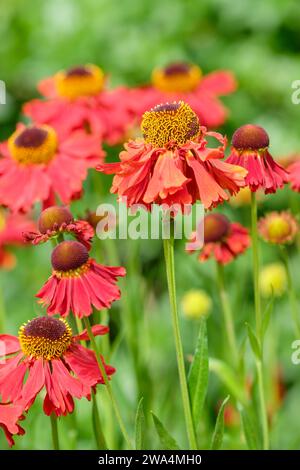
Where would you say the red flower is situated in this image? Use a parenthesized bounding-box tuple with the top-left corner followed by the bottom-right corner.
(0, 123, 104, 213)
(226, 124, 288, 194)
(0, 209, 36, 269)
(36, 241, 126, 318)
(0, 404, 25, 447)
(0, 317, 115, 417)
(187, 213, 250, 264)
(287, 159, 300, 192)
(131, 63, 236, 128)
(23, 64, 135, 145)
(98, 101, 247, 210)
(24, 206, 94, 250)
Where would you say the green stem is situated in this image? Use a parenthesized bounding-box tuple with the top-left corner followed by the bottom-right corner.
(250, 192, 269, 450)
(216, 262, 239, 367)
(163, 236, 197, 450)
(50, 414, 60, 450)
(256, 360, 269, 450)
(251, 192, 262, 337)
(92, 393, 108, 449)
(281, 246, 300, 337)
(83, 317, 133, 449)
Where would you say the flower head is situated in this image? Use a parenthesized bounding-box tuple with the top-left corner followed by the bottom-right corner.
(187, 213, 250, 264)
(259, 263, 287, 298)
(98, 101, 247, 210)
(24, 206, 94, 250)
(287, 159, 300, 192)
(259, 211, 298, 245)
(226, 124, 288, 194)
(0, 404, 25, 447)
(0, 317, 114, 418)
(0, 124, 104, 213)
(36, 241, 126, 318)
(131, 62, 237, 128)
(23, 64, 135, 145)
(181, 289, 212, 319)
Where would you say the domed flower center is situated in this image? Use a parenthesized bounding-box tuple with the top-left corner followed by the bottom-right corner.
(8, 125, 57, 165)
(267, 217, 291, 240)
(152, 63, 202, 93)
(51, 240, 90, 277)
(38, 206, 74, 234)
(141, 101, 200, 148)
(204, 213, 230, 243)
(55, 64, 105, 100)
(232, 125, 269, 150)
(19, 317, 72, 360)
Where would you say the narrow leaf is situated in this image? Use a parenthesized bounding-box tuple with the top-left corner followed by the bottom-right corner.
(210, 395, 230, 450)
(239, 405, 260, 450)
(246, 323, 261, 359)
(209, 358, 247, 405)
(135, 397, 145, 450)
(188, 318, 209, 428)
(151, 412, 180, 450)
(261, 296, 274, 340)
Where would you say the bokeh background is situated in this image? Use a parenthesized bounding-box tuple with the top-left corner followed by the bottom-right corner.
(1, 0, 300, 450)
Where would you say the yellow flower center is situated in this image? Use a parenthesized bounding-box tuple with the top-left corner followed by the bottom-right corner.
(53, 259, 91, 279)
(267, 217, 291, 241)
(141, 101, 200, 148)
(8, 125, 57, 165)
(0, 209, 6, 232)
(55, 64, 105, 100)
(19, 317, 72, 360)
(152, 63, 202, 93)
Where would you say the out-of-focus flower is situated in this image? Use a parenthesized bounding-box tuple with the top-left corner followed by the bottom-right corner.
(0, 317, 114, 418)
(24, 64, 135, 145)
(0, 209, 35, 269)
(131, 62, 237, 128)
(181, 289, 212, 320)
(259, 263, 287, 298)
(24, 206, 94, 250)
(226, 124, 288, 194)
(287, 157, 300, 192)
(187, 213, 250, 264)
(229, 186, 252, 207)
(0, 124, 104, 213)
(84, 209, 117, 234)
(259, 211, 298, 245)
(98, 101, 247, 210)
(0, 404, 25, 447)
(36, 241, 126, 318)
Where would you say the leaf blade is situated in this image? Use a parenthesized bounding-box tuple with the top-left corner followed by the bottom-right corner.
(151, 412, 180, 450)
(210, 395, 230, 450)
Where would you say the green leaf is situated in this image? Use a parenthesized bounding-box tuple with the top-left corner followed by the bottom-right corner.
(246, 323, 261, 359)
(261, 296, 274, 340)
(151, 413, 180, 450)
(209, 358, 247, 405)
(210, 395, 230, 450)
(239, 405, 260, 450)
(188, 318, 209, 429)
(135, 397, 145, 450)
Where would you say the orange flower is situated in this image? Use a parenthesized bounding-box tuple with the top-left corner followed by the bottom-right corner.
(258, 211, 298, 245)
(98, 101, 247, 210)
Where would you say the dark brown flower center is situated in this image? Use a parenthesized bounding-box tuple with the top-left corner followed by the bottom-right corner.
(66, 66, 92, 77)
(232, 124, 269, 150)
(51, 240, 89, 272)
(164, 63, 190, 76)
(204, 214, 230, 243)
(38, 206, 73, 234)
(14, 127, 48, 148)
(23, 316, 67, 340)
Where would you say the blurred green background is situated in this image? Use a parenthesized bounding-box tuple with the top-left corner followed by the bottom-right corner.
(1, 0, 300, 451)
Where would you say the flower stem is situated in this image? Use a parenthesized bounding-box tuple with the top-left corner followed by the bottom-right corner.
(250, 192, 269, 450)
(83, 317, 133, 449)
(281, 246, 300, 337)
(92, 392, 108, 449)
(50, 414, 60, 450)
(163, 235, 197, 450)
(216, 262, 239, 367)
